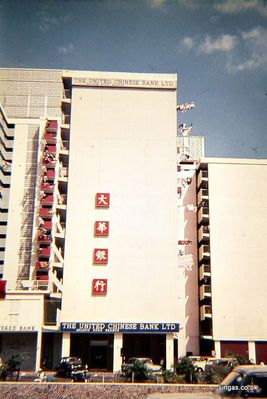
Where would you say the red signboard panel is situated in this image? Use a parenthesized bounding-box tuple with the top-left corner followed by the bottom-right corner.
(93, 249, 109, 264)
(94, 221, 109, 236)
(96, 193, 110, 208)
(92, 279, 108, 295)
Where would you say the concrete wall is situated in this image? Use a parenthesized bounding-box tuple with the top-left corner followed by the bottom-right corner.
(208, 159, 267, 341)
(0, 383, 216, 399)
(61, 78, 179, 324)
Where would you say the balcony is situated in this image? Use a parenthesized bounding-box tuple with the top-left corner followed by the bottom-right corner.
(44, 133, 57, 144)
(39, 208, 53, 218)
(62, 89, 71, 100)
(36, 273, 49, 281)
(200, 284, 212, 300)
(200, 305, 212, 321)
(198, 225, 210, 242)
(43, 220, 52, 230)
(54, 216, 65, 235)
(19, 280, 49, 291)
(59, 140, 69, 155)
(62, 115, 70, 127)
(199, 264, 211, 281)
(199, 244, 210, 262)
(37, 234, 52, 245)
(51, 261, 63, 269)
(197, 170, 208, 189)
(47, 169, 55, 180)
(53, 244, 64, 263)
(41, 194, 54, 205)
(36, 261, 49, 270)
(38, 247, 51, 258)
(41, 182, 54, 193)
(46, 120, 58, 131)
(46, 145, 57, 155)
(57, 193, 67, 206)
(198, 207, 209, 225)
(41, 182, 55, 192)
(43, 158, 56, 168)
(197, 189, 209, 205)
(58, 167, 68, 182)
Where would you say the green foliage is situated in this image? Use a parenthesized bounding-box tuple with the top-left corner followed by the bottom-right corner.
(122, 359, 149, 382)
(163, 369, 181, 383)
(0, 354, 22, 381)
(225, 352, 252, 366)
(204, 369, 220, 384)
(174, 357, 199, 383)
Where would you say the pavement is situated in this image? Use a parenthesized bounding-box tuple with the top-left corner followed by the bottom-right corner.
(147, 394, 218, 399)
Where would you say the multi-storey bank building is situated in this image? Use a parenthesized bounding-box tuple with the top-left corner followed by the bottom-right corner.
(0, 68, 183, 371)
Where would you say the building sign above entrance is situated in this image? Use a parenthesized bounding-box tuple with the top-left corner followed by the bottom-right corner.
(60, 322, 179, 333)
(72, 77, 176, 90)
(0, 325, 37, 332)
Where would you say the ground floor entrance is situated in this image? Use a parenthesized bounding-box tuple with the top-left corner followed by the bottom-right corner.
(60, 332, 177, 372)
(0, 332, 37, 370)
(70, 334, 113, 371)
(123, 333, 166, 365)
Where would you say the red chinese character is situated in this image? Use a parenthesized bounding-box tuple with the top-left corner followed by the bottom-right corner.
(93, 249, 109, 264)
(96, 193, 110, 208)
(95, 221, 109, 236)
(92, 279, 108, 295)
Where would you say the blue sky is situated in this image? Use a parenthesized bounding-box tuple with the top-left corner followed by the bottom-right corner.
(1, 0, 267, 158)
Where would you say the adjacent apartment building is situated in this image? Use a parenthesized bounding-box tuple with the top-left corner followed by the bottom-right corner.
(196, 158, 267, 363)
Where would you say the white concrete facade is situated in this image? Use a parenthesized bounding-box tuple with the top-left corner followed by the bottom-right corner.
(62, 78, 179, 322)
(207, 158, 267, 341)
(60, 72, 182, 369)
(198, 158, 267, 361)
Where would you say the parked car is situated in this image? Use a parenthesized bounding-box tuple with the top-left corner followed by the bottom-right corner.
(55, 356, 83, 378)
(121, 357, 162, 380)
(187, 356, 215, 372)
(217, 365, 267, 397)
(205, 358, 236, 375)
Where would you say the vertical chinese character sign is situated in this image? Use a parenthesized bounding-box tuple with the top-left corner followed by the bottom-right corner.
(92, 194, 110, 296)
(92, 279, 108, 295)
(93, 248, 108, 264)
(96, 193, 110, 208)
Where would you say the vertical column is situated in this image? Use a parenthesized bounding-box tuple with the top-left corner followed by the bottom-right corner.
(113, 332, 123, 372)
(35, 329, 42, 371)
(62, 332, 71, 357)
(214, 341, 221, 358)
(166, 333, 174, 370)
(248, 341, 256, 364)
(177, 329, 186, 358)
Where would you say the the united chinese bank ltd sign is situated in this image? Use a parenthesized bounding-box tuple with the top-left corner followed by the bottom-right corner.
(60, 322, 179, 333)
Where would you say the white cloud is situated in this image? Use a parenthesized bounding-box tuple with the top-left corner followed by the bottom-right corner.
(180, 26, 267, 73)
(148, 0, 166, 8)
(227, 26, 267, 72)
(58, 44, 74, 55)
(37, 10, 70, 33)
(199, 34, 237, 54)
(215, 0, 267, 17)
(181, 36, 195, 50)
